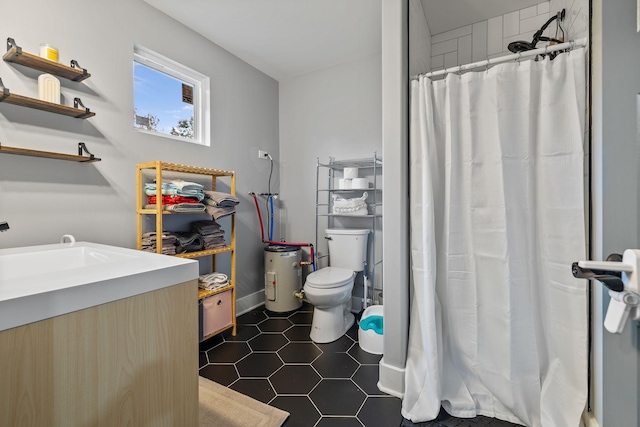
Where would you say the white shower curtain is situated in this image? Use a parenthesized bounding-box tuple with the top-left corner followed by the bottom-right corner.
(403, 48, 588, 427)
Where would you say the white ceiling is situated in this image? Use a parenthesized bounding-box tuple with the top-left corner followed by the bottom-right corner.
(145, 0, 546, 82)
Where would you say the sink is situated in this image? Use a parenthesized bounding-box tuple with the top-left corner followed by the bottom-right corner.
(0, 241, 198, 332)
(0, 245, 138, 281)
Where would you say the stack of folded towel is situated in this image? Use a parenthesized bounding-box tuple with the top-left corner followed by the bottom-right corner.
(191, 220, 226, 249)
(173, 231, 204, 254)
(141, 231, 177, 255)
(203, 191, 240, 220)
(144, 180, 206, 212)
(198, 272, 229, 290)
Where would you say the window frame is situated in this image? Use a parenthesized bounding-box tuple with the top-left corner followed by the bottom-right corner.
(133, 44, 210, 146)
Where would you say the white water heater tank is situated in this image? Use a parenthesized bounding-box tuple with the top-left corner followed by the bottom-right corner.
(264, 245, 303, 312)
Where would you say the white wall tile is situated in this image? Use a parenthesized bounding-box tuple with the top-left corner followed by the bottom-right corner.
(432, 38, 457, 56)
(520, 13, 549, 33)
(520, 5, 538, 20)
(550, 0, 588, 39)
(431, 54, 444, 69)
(503, 11, 520, 38)
(458, 35, 472, 65)
(538, 2, 550, 14)
(472, 21, 488, 62)
(487, 16, 504, 55)
(432, 25, 472, 44)
(444, 51, 458, 68)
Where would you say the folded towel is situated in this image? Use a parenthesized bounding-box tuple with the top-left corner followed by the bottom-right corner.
(174, 231, 204, 254)
(171, 179, 204, 192)
(145, 182, 205, 201)
(199, 272, 229, 290)
(203, 191, 239, 207)
(191, 219, 222, 235)
(145, 204, 207, 213)
(141, 231, 177, 255)
(205, 205, 236, 220)
(147, 195, 202, 205)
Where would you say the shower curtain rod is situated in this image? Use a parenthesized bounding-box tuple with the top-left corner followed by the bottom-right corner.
(412, 37, 587, 80)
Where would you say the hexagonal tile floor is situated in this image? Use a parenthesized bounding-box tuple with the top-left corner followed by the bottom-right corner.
(199, 302, 399, 427)
(199, 303, 522, 427)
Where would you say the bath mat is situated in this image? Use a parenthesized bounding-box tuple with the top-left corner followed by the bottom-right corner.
(199, 376, 289, 427)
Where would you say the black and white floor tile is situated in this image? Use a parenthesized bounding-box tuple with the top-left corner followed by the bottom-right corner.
(199, 302, 401, 427)
(199, 303, 523, 427)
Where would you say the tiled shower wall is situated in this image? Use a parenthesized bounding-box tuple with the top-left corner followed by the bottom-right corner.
(430, 2, 553, 72)
(428, 0, 589, 73)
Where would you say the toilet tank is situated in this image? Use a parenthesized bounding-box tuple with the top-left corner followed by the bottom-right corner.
(326, 228, 369, 272)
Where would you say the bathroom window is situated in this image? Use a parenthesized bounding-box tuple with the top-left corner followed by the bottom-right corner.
(133, 45, 210, 145)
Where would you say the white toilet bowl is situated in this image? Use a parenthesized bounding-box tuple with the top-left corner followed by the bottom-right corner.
(304, 267, 355, 343)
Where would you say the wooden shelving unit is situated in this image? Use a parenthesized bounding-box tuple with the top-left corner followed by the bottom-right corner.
(0, 144, 100, 162)
(136, 161, 237, 340)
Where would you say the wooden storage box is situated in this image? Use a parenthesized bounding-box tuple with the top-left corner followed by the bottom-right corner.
(202, 290, 233, 338)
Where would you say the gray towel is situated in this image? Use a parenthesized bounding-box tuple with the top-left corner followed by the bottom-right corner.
(203, 191, 239, 207)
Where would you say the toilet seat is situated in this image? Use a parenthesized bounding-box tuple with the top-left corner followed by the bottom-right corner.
(305, 267, 354, 289)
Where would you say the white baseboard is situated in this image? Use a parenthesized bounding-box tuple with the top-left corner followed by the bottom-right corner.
(236, 290, 265, 316)
(378, 357, 405, 398)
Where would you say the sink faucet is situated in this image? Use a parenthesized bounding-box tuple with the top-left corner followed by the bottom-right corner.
(0, 221, 8, 232)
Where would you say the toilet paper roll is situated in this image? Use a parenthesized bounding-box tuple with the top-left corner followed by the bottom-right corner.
(343, 167, 359, 179)
(352, 178, 369, 189)
(338, 179, 353, 189)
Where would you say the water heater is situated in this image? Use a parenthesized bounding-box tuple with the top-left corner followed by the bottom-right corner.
(264, 245, 302, 312)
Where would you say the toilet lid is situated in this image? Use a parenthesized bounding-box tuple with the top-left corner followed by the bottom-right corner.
(306, 267, 354, 289)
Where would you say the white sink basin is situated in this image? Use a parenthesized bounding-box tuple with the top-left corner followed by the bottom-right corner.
(0, 245, 138, 281)
(0, 241, 198, 332)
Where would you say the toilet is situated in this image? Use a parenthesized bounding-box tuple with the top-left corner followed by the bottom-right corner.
(304, 228, 369, 343)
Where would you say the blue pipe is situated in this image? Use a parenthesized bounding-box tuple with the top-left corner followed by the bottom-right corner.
(268, 196, 274, 241)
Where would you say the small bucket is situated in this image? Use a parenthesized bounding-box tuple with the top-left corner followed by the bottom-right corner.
(358, 305, 383, 355)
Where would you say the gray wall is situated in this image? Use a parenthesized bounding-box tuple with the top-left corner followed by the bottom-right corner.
(0, 0, 279, 309)
(278, 52, 382, 264)
(594, 1, 640, 425)
(379, 0, 409, 398)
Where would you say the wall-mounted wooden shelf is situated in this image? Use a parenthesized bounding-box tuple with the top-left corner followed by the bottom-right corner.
(0, 144, 101, 163)
(3, 38, 90, 82)
(0, 89, 95, 118)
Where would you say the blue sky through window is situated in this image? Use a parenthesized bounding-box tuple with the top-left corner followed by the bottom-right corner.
(134, 61, 194, 137)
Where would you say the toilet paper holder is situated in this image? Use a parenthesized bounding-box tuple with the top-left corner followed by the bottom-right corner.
(572, 249, 640, 334)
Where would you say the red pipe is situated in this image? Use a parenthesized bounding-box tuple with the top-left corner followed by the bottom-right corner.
(250, 192, 316, 271)
(250, 192, 265, 241)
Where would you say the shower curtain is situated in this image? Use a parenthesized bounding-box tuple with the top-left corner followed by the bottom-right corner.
(403, 48, 588, 427)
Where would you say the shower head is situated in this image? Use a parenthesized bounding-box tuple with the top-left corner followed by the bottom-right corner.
(507, 40, 536, 53)
(507, 9, 566, 54)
